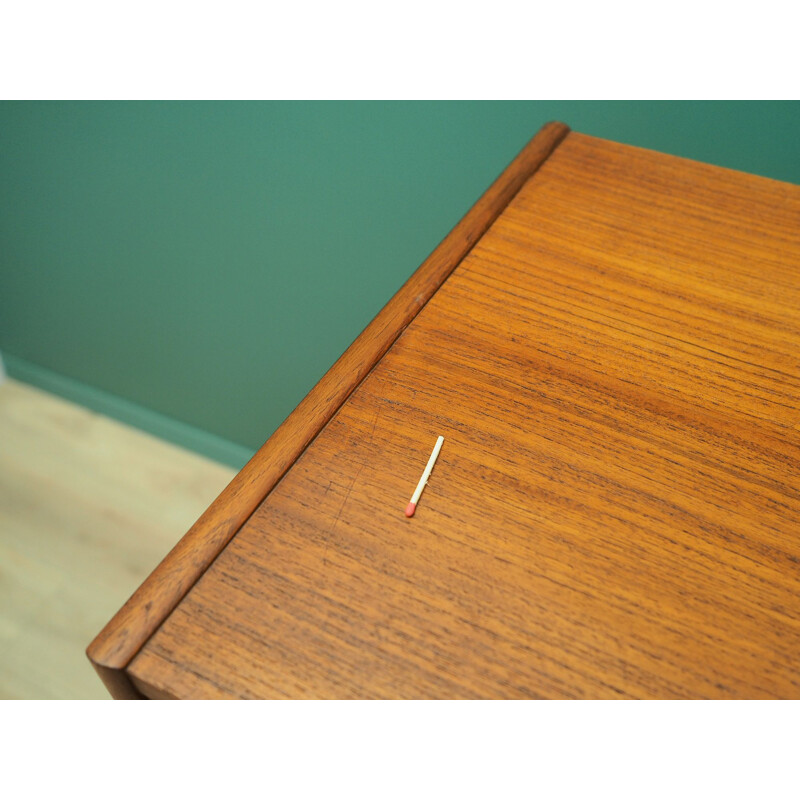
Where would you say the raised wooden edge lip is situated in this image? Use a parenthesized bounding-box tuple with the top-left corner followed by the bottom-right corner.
(86, 120, 572, 699)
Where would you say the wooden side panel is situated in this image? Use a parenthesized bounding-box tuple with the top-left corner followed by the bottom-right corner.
(86, 122, 571, 698)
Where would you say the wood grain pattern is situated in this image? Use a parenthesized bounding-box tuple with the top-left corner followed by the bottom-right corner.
(86, 122, 571, 698)
(126, 132, 800, 698)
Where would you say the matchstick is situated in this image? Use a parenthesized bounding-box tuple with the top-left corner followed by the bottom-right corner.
(405, 435, 444, 517)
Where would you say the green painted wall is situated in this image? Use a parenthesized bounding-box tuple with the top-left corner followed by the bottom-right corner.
(1, 102, 798, 467)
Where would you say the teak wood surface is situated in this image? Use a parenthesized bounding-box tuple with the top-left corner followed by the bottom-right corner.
(98, 126, 800, 699)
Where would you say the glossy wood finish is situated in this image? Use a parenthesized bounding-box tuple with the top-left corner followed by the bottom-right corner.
(87, 122, 571, 698)
(125, 132, 800, 698)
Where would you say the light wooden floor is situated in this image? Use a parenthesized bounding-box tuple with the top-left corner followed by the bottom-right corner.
(0, 378, 237, 699)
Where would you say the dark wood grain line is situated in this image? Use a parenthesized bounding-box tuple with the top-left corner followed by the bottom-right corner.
(474, 246, 800, 385)
(86, 121, 571, 698)
(444, 273, 800, 422)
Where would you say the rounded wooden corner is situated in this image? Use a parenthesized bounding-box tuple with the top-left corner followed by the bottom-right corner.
(86, 645, 145, 699)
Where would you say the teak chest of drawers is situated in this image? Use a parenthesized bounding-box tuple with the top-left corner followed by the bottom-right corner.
(88, 122, 800, 699)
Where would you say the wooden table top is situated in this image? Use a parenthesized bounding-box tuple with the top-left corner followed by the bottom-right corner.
(89, 124, 800, 699)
